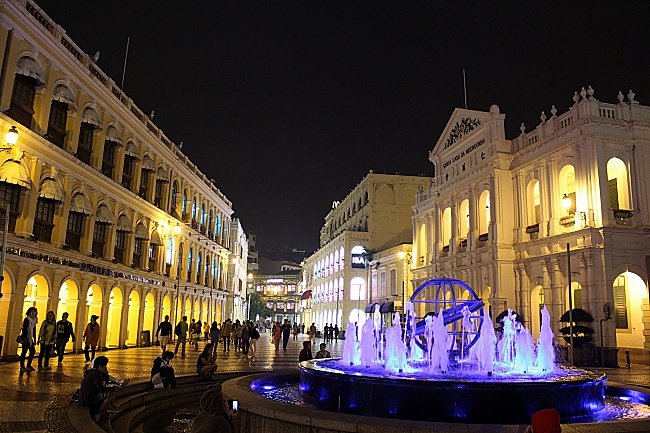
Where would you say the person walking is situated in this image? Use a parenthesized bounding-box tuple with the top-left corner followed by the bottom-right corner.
(203, 321, 210, 342)
(281, 319, 292, 351)
(174, 316, 189, 357)
(209, 322, 221, 356)
(155, 315, 173, 353)
(233, 320, 242, 352)
(19, 307, 38, 372)
(309, 323, 317, 346)
(240, 322, 250, 356)
(292, 322, 299, 341)
(221, 319, 232, 352)
(83, 315, 100, 362)
(37, 310, 56, 370)
(55, 312, 75, 365)
(272, 321, 281, 350)
(334, 324, 340, 341)
(249, 323, 259, 358)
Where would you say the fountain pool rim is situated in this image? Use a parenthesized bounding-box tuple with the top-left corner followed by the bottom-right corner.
(300, 358, 605, 384)
(221, 372, 650, 432)
(298, 359, 607, 424)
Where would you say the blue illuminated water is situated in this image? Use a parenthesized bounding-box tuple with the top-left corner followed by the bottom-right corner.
(253, 380, 650, 423)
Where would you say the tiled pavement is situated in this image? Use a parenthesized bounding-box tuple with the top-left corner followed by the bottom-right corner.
(0, 332, 341, 433)
(0, 335, 648, 433)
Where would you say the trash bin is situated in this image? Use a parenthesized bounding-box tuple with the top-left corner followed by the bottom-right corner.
(140, 330, 151, 347)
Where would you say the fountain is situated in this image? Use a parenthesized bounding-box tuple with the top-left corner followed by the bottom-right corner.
(297, 277, 608, 424)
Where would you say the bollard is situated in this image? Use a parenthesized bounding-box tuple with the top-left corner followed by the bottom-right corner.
(625, 350, 630, 369)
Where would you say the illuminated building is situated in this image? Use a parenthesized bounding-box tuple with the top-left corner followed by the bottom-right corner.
(413, 90, 650, 364)
(0, 0, 233, 356)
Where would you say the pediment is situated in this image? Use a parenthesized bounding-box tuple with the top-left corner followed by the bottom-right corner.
(431, 108, 492, 157)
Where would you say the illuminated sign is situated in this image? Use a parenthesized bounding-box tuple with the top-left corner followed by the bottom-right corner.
(267, 278, 284, 283)
(351, 254, 366, 269)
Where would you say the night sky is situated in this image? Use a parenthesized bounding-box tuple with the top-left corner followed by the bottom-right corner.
(33, 1, 650, 253)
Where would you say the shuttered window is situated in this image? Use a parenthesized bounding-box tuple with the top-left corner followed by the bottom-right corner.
(573, 288, 582, 309)
(609, 179, 619, 209)
(390, 269, 397, 296)
(613, 276, 628, 329)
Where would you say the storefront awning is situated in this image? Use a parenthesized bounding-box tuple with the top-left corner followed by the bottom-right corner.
(365, 303, 378, 314)
(150, 230, 163, 246)
(38, 178, 63, 202)
(95, 204, 114, 224)
(82, 107, 103, 129)
(105, 126, 123, 145)
(117, 214, 133, 232)
(0, 159, 30, 189)
(141, 155, 155, 171)
(52, 84, 76, 108)
(16, 57, 45, 85)
(380, 301, 394, 313)
(70, 193, 92, 215)
(134, 223, 149, 239)
(156, 166, 169, 182)
(125, 141, 141, 159)
(300, 290, 312, 300)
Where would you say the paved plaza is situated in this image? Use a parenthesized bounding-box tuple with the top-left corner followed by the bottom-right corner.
(0, 331, 342, 433)
(0, 333, 649, 433)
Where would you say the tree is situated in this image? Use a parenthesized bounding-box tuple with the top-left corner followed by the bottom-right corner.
(248, 292, 272, 321)
(559, 308, 594, 348)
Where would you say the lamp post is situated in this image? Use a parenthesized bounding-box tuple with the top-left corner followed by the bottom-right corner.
(0, 126, 18, 299)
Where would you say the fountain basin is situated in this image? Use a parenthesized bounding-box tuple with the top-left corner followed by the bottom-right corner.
(299, 359, 607, 424)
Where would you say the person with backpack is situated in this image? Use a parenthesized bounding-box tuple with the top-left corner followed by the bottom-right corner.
(155, 315, 173, 353)
(249, 323, 260, 358)
(55, 311, 75, 365)
(174, 316, 188, 357)
(19, 307, 38, 372)
(151, 351, 176, 388)
(209, 322, 221, 357)
(221, 319, 232, 352)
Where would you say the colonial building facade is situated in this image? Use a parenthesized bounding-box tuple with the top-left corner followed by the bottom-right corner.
(304, 172, 432, 332)
(250, 261, 301, 324)
(228, 218, 248, 321)
(0, 0, 234, 357)
(412, 89, 650, 362)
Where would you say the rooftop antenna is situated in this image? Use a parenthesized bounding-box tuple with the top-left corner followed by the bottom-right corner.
(463, 69, 468, 109)
(120, 36, 130, 92)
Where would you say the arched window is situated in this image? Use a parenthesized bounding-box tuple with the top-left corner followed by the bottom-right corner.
(527, 180, 541, 224)
(334, 250, 339, 272)
(607, 158, 630, 210)
(215, 214, 221, 238)
(182, 190, 188, 217)
(442, 207, 452, 249)
(340, 247, 344, 267)
(201, 203, 206, 227)
(558, 165, 576, 215)
(191, 197, 197, 223)
(364, 191, 369, 203)
(478, 190, 490, 235)
(212, 257, 217, 285)
(418, 223, 427, 261)
(208, 210, 214, 236)
(459, 199, 469, 239)
(166, 237, 174, 265)
(10, 58, 43, 127)
(197, 252, 202, 283)
(48, 84, 74, 148)
(171, 181, 178, 216)
(187, 248, 193, 282)
(350, 277, 366, 301)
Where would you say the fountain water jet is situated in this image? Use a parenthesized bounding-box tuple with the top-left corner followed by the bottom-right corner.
(298, 277, 607, 424)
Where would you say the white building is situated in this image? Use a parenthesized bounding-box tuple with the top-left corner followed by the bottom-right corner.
(304, 171, 432, 333)
(228, 218, 248, 321)
(412, 88, 650, 365)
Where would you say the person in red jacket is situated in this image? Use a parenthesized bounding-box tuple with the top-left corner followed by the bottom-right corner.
(83, 315, 101, 362)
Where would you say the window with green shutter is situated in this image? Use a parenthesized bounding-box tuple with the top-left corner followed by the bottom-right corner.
(609, 179, 619, 209)
(613, 276, 628, 329)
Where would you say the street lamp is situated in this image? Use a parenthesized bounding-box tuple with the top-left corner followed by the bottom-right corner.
(0, 126, 18, 298)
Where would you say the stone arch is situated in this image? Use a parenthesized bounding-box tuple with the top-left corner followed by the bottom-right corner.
(143, 291, 156, 341)
(106, 286, 123, 347)
(613, 271, 648, 348)
(126, 289, 141, 346)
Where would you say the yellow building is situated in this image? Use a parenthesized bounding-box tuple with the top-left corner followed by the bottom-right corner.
(0, 0, 233, 357)
(413, 90, 650, 365)
(305, 171, 432, 333)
